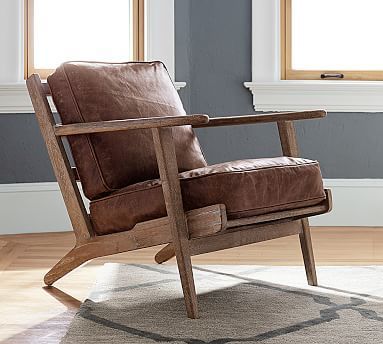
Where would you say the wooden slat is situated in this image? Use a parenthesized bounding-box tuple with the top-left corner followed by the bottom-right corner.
(71, 167, 80, 181)
(54, 115, 209, 136)
(41, 82, 51, 96)
(26, 74, 94, 243)
(227, 190, 332, 228)
(132, 204, 227, 238)
(189, 220, 303, 256)
(193, 110, 326, 128)
(155, 190, 332, 264)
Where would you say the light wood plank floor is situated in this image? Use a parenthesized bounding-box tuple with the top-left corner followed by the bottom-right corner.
(1, 227, 383, 343)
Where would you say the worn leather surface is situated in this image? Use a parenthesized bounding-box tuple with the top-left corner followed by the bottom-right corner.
(90, 157, 326, 235)
(47, 61, 207, 199)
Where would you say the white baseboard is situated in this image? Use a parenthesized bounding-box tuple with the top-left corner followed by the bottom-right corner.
(0, 182, 88, 235)
(310, 179, 383, 227)
(0, 179, 382, 234)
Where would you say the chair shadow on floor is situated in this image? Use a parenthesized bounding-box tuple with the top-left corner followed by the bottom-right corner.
(42, 286, 82, 310)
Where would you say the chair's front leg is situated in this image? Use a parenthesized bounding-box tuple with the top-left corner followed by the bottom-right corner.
(152, 127, 199, 319)
(277, 120, 318, 286)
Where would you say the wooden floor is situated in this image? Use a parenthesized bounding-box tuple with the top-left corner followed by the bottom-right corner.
(1, 227, 383, 343)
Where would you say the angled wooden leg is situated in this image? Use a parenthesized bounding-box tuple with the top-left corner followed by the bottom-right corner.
(155, 244, 175, 264)
(44, 246, 90, 286)
(152, 127, 199, 319)
(173, 243, 199, 318)
(299, 218, 318, 286)
(278, 121, 318, 286)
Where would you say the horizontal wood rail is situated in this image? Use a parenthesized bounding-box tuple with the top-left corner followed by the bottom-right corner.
(54, 115, 209, 136)
(227, 189, 332, 228)
(189, 220, 303, 256)
(132, 204, 227, 239)
(193, 110, 326, 128)
(155, 190, 332, 264)
(44, 204, 226, 286)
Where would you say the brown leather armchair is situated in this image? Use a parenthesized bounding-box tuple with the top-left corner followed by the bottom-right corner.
(27, 61, 331, 319)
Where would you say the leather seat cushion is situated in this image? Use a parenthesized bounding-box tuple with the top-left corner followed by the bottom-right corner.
(90, 157, 326, 235)
(47, 61, 207, 200)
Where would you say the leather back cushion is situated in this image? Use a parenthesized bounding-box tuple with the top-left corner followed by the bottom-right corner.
(48, 61, 207, 200)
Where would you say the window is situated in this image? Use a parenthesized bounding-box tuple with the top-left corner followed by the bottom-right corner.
(24, 0, 144, 79)
(281, 0, 383, 81)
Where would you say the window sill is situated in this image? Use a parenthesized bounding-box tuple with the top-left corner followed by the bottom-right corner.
(244, 80, 383, 112)
(0, 81, 187, 114)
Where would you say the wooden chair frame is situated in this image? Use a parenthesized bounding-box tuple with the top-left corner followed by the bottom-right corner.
(27, 74, 332, 319)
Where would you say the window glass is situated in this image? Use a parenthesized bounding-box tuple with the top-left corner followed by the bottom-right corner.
(33, 0, 133, 69)
(291, 0, 383, 70)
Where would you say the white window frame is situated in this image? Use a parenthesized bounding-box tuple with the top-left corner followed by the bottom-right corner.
(0, 0, 185, 113)
(244, 0, 383, 113)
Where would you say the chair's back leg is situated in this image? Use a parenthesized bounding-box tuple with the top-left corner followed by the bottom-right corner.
(278, 120, 318, 286)
(155, 243, 175, 264)
(152, 127, 199, 319)
(299, 219, 318, 286)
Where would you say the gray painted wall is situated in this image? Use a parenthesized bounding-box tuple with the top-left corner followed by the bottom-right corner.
(175, 0, 383, 179)
(0, 114, 55, 183)
(0, 0, 382, 183)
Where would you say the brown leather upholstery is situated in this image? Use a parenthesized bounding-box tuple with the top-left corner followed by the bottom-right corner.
(90, 157, 326, 235)
(48, 61, 207, 199)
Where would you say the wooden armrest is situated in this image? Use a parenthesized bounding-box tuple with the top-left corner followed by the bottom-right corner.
(54, 114, 209, 136)
(193, 110, 326, 128)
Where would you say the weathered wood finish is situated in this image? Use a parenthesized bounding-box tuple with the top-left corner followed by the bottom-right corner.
(277, 118, 318, 286)
(55, 115, 209, 136)
(277, 120, 299, 157)
(155, 243, 175, 264)
(300, 218, 318, 286)
(189, 220, 303, 256)
(152, 127, 199, 318)
(134, 204, 226, 238)
(26, 75, 94, 244)
(45, 204, 226, 285)
(227, 190, 331, 228)
(28, 76, 330, 319)
(193, 110, 326, 128)
(155, 190, 332, 264)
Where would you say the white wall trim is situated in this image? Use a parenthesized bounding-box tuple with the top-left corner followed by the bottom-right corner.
(0, 81, 186, 114)
(146, 0, 175, 80)
(246, 0, 383, 113)
(311, 179, 383, 227)
(0, 84, 35, 114)
(0, 179, 382, 234)
(0, 0, 185, 114)
(244, 81, 383, 113)
(0, 182, 83, 234)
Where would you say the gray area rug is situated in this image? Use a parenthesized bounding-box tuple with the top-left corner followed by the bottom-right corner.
(62, 264, 383, 343)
